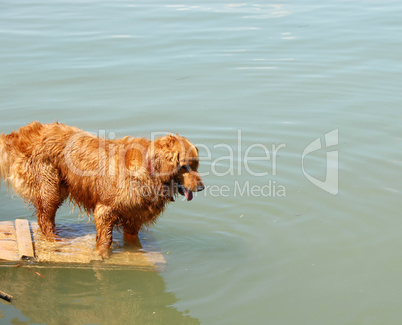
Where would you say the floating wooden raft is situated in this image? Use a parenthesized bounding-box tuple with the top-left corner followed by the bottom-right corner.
(0, 219, 166, 269)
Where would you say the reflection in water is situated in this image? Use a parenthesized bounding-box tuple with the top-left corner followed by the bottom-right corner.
(0, 265, 199, 325)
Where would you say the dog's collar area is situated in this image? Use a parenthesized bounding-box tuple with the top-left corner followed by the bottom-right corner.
(145, 151, 153, 175)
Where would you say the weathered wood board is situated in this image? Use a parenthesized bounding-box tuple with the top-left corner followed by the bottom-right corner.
(15, 219, 35, 259)
(0, 221, 19, 261)
(0, 219, 166, 270)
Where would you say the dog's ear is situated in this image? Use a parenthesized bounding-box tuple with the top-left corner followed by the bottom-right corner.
(148, 135, 180, 182)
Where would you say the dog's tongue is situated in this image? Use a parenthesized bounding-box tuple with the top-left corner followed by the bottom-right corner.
(184, 188, 193, 201)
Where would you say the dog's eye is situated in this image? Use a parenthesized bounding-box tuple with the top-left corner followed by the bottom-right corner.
(180, 165, 191, 172)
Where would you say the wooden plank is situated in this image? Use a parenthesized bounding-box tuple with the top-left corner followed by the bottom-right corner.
(0, 240, 19, 261)
(30, 222, 166, 268)
(0, 220, 166, 268)
(0, 221, 19, 261)
(0, 222, 16, 240)
(15, 219, 35, 259)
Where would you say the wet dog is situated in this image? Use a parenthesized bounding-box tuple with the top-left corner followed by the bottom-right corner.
(0, 122, 204, 257)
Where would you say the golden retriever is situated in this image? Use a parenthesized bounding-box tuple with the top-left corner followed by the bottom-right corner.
(0, 122, 204, 258)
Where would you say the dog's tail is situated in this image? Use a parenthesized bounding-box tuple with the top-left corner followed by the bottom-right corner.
(0, 134, 10, 186)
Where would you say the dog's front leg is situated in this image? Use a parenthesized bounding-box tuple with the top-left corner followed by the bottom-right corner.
(123, 222, 141, 246)
(94, 204, 115, 258)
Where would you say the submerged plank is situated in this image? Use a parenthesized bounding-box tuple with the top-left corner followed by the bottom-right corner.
(0, 220, 166, 269)
(15, 219, 35, 259)
(31, 222, 166, 268)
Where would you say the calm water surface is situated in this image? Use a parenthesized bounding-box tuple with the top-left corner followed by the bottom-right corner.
(1, 1, 402, 324)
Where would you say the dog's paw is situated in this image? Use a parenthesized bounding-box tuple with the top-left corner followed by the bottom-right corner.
(95, 246, 111, 259)
(44, 234, 62, 242)
(123, 233, 141, 246)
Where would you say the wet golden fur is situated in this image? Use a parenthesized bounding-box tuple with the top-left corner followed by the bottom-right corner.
(0, 122, 204, 257)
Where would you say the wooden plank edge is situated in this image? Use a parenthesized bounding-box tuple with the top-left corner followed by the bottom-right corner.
(15, 219, 35, 260)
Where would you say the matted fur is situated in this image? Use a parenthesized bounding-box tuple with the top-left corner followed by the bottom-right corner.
(0, 122, 204, 257)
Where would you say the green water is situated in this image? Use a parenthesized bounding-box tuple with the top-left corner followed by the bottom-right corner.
(1, 1, 402, 324)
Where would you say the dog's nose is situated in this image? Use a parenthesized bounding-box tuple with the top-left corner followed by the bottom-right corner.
(196, 184, 205, 192)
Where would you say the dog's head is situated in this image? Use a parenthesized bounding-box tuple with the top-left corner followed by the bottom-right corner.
(147, 135, 204, 201)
